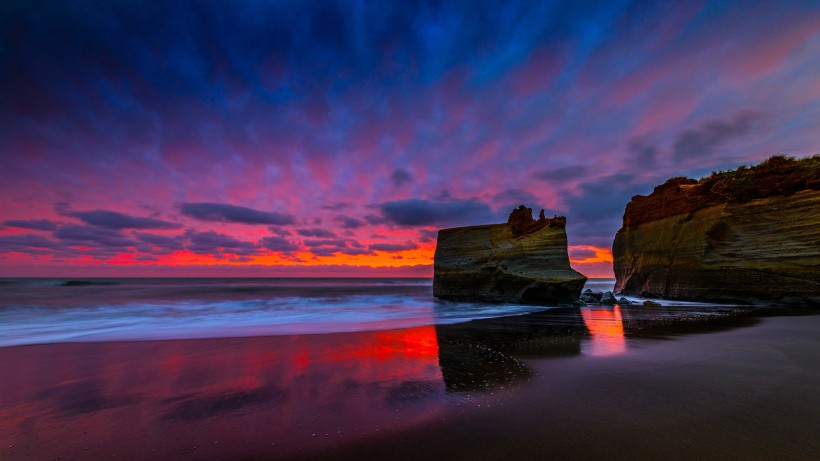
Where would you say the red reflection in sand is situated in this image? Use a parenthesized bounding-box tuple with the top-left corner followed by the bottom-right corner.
(581, 306, 627, 356)
(0, 326, 444, 460)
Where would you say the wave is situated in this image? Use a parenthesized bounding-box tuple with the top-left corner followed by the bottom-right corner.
(0, 293, 544, 348)
(60, 280, 120, 287)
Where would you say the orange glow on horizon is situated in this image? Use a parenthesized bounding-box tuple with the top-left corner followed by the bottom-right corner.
(569, 245, 613, 264)
(0, 237, 616, 278)
(568, 245, 614, 278)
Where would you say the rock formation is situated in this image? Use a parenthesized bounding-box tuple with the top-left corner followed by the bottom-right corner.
(433, 205, 587, 305)
(613, 155, 820, 305)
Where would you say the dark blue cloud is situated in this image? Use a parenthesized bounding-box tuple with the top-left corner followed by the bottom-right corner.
(561, 173, 659, 248)
(134, 233, 185, 254)
(185, 230, 259, 256)
(379, 198, 496, 227)
(532, 166, 591, 182)
(302, 237, 372, 256)
(321, 202, 351, 211)
(417, 229, 438, 242)
(335, 215, 366, 229)
(179, 203, 295, 225)
(673, 111, 763, 160)
(2, 219, 58, 231)
(391, 168, 413, 187)
(491, 189, 542, 211)
(65, 210, 179, 230)
(369, 242, 417, 252)
(0, 234, 63, 253)
(53, 225, 136, 248)
(260, 236, 299, 253)
(296, 228, 337, 238)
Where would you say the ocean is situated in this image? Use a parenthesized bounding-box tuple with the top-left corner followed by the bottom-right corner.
(2, 277, 818, 460)
(0, 277, 616, 347)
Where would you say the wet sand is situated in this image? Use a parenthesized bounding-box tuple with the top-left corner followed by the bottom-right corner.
(1, 307, 818, 460)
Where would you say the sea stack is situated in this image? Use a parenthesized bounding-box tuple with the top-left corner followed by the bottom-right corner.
(433, 205, 587, 305)
(613, 155, 820, 305)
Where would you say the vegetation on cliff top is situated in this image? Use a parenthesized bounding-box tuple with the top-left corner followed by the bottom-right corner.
(625, 155, 819, 228)
(660, 155, 819, 203)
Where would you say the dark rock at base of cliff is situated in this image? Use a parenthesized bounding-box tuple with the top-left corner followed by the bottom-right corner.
(600, 292, 616, 305)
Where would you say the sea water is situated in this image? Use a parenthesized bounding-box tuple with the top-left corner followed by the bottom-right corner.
(0, 278, 615, 347)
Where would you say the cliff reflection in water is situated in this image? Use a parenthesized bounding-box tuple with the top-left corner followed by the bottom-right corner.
(580, 306, 627, 356)
(435, 308, 589, 392)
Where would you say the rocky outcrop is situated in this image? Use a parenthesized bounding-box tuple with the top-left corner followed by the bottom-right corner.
(433, 205, 587, 305)
(613, 155, 820, 305)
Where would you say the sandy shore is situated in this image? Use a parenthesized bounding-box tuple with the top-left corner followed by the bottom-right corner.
(1, 307, 818, 460)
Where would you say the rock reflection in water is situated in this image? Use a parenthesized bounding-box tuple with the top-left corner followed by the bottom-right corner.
(435, 308, 589, 392)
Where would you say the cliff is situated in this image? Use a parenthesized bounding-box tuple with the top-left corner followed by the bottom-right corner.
(433, 206, 587, 305)
(613, 155, 820, 305)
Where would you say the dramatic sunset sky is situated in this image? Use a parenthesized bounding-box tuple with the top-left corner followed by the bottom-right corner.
(1, 0, 817, 277)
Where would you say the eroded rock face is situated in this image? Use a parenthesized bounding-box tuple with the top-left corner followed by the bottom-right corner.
(433, 206, 587, 305)
(613, 157, 820, 305)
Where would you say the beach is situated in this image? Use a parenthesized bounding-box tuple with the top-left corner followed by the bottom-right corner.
(1, 286, 818, 460)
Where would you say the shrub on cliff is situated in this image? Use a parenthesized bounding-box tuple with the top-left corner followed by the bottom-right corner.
(698, 155, 819, 203)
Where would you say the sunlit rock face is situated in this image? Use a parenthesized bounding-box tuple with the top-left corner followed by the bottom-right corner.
(433, 206, 587, 305)
(613, 156, 820, 305)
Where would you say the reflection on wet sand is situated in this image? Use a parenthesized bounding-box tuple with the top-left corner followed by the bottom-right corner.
(580, 306, 626, 356)
(0, 326, 446, 460)
(0, 305, 760, 460)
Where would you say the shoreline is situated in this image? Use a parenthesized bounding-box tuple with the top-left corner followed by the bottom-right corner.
(1, 306, 818, 460)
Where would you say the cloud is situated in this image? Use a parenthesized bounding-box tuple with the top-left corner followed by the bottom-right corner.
(673, 111, 763, 160)
(417, 229, 438, 242)
(627, 135, 659, 167)
(532, 165, 590, 182)
(335, 215, 366, 229)
(2, 219, 58, 231)
(391, 168, 413, 187)
(321, 202, 350, 211)
(0, 234, 63, 253)
(133, 233, 185, 254)
(268, 226, 292, 236)
(0, 1, 816, 275)
(302, 238, 373, 256)
(563, 173, 652, 223)
(64, 210, 180, 230)
(491, 189, 540, 209)
(260, 236, 299, 253)
(179, 203, 295, 225)
(302, 238, 349, 248)
(53, 225, 136, 248)
(296, 228, 336, 238)
(185, 230, 259, 256)
(559, 173, 659, 249)
(379, 198, 496, 227)
(369, 242, 417, 252)
(364, 214, 386, 225)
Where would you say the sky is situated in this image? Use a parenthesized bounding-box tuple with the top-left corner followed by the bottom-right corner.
(0, 0, 818, 278)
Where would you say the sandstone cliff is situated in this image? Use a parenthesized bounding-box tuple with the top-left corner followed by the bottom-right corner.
(613, 155, 820, 305)
(433, 206, 587, 305)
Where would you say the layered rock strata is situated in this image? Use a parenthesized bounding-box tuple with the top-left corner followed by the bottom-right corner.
(433, 205, 587, 305)
(613, 156, 820, 305)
